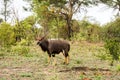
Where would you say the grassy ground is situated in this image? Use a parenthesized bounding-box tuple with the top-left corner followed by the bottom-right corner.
(0, 41, 120, 80)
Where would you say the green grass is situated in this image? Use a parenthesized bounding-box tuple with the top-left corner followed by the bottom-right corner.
(116, 64, 120, 71)
(19, 72, 32, 77)
(0, 41, 120, 80)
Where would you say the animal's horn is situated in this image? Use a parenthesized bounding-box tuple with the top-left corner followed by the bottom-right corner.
(35, 35, 41, 40)
(36, 32, 48, 41)
(35, 33, 43, 40)
(42, 32, 48, 39)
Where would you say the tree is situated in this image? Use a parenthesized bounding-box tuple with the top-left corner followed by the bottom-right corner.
(0, 18, 3, 23)
(98, 0, 120, 65)
(32, 0, 98, 39)
(104, 18, 120, 66)
(13, 16, 36, 42)
(0, 0, 13, 22)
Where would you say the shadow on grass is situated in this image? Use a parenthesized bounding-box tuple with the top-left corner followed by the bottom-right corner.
(59, 66, 110, 72)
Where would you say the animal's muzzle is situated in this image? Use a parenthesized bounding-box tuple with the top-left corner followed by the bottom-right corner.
(37, 42, 40, 45)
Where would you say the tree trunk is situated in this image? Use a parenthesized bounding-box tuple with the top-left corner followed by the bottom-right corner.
(66, 18, 72, 40)
(4, 0, 7, 22)
(66, 0, 73, 40)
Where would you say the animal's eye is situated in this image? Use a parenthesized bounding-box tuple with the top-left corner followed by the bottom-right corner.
(39, 39, 42, 41)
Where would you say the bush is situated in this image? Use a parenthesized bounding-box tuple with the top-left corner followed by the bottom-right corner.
(11, 45, 30, 56)
(104, 18, 120, 65)
(116, 65, 120, 71)
(16, 39, 32, 46)
(0, 22, 15, 46)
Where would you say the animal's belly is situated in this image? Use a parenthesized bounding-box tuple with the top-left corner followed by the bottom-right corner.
(52, 50, 62, 54)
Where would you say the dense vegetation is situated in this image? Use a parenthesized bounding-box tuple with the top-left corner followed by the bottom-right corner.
(104, 18, 120, 65)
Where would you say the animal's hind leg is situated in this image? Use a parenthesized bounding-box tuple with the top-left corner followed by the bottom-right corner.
(62, 50, 66, 64)
(66, 54, 69, 64)
(67, 54, 69, 64)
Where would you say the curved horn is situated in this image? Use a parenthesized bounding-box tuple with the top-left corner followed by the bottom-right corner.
(36, 32, 48, 41)
(44, 32, 48, 37)
(42, 31, 48, 39)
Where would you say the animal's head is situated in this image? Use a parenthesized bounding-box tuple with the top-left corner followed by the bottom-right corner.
(36, 33, 48, 45)
(36, 36, 45, 45)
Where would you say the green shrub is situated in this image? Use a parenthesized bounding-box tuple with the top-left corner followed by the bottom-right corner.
(104, 18, 120, 66)
(72, 32, 86, 41)
(116, 65, 120, 71)
(11, 45, 30, 56)
(16, 39, 31, 46)
(95, 52, 112, 61)
(0, 22, 15, 46)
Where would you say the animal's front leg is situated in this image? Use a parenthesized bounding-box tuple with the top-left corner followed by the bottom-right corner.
(64, 57, 67, 64)
(52, 54, 57, 65)
(48, 54, 51, 64)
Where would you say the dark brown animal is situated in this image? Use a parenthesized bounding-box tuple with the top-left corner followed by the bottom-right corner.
(37, 36, 70, 64)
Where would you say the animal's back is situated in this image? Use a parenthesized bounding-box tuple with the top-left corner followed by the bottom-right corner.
(48, 39, 70, 53)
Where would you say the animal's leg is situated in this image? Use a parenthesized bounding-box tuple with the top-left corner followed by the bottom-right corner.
(62, 50, 65, 56)
(52, 54, 57, 65)
(67, 54, 69, 64)
(64, 51, 69, 64)
(48, 54, 51, 64)
(64, 57, 67, 64)
(62, 50, 66, 64)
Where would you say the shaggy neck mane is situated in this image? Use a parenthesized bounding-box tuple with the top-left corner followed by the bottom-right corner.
(39, 39, 49, 52)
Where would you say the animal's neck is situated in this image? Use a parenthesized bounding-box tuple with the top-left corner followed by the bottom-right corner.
(40, 40, 48, 52)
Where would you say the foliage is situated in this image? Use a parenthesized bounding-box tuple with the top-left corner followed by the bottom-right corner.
(104, 18, 120, 65)
(0, 18, 3, 23)
(95, 51, 112, 61)
(0, 22, 15, 46)
(49, 17, 66, 38)
(72, 20, 102, 42)
(13, 16, 36, 42)
(116, 65, 120, 71)
(31, 0, 99, 39)
(11, 45, 30, 56)
(87, 23, 101, 42)
(0, 16, 36, 56)
(16, 39, 30, 46)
